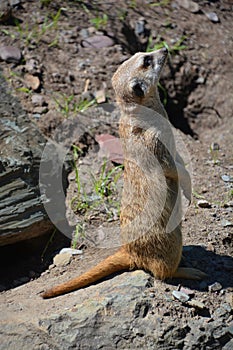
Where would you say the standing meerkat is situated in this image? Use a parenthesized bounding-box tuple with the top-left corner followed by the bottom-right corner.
(41, 48, 206, 299)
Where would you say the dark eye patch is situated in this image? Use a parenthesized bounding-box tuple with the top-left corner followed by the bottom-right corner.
(143, 55, 153, 68)
(132, 82, 145, 97)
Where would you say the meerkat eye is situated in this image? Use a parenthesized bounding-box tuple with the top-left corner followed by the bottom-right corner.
(143, 55, 153, 68)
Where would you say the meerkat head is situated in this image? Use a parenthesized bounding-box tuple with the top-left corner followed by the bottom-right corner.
(112, 48, 168, 105)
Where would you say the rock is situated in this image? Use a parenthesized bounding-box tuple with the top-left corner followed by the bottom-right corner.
(0, 45, 21, 63)
(95, 134, 123, 164)
(0, 71, 55, 246)
(0, 0, 12, 23)
(94, 89, 106, 104)
(204, 12, 219, 23)
(31, 94, 46, 107)
(180, 287, 195, 296)
(81, 35, 114, 49)
(59, 247, 83, 255)
(221, 175, 233, 182)
(208, 282, 222, 292)
(221, 219, 233, 227)
(25, 58, 41, 74)
(9, 0, 21, 5)
(24, 74, 40, 91)
(223, 339, 233, 350)
(53, 252, 72, 267)
(187, 300, 206, 309)
(197, 199, 212, 208)
(172, 290, 190, 302)
(226, 293, 233, 308)
(223, 201, 233, 208)
(176, 0, 199, 13)
(134, 18, 146, 36)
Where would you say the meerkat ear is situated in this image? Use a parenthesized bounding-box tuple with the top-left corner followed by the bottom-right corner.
(130, 79, 148, 98)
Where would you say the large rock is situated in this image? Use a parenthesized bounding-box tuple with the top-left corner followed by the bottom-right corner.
(1, 270, 232, 349)
(0, 71, 55, 245)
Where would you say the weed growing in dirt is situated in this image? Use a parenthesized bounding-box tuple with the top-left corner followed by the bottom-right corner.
(70, 154, 123, 247)
(150, 0, 171, 7)
(91, 160, 123, 199)
(90, 13, 108, 30)
(2, 8, 63, 48)
(72, 223, 86, 249)
(54, 94, 96, 118)
(146, 35, 187, 55)
(209, 143, 220, 165)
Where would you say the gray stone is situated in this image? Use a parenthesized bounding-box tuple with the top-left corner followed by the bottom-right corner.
(221, 219, 233, 227)
(0, 71, 55, 246)
(0, 0, 11, 23)
(31, 94, 46, 107)
(208, 282, 223, 292)
(172, 290, 190, 302)
(0, 45, 21, 63)
(187, 299, 206, 309)
(53, 252, 72, 267)
(59, 247, 83, 255)
(204, 12, 219, 23)
(176, 0, 199, 13)
(82, 35, 114, 49)
(221, 175, 233, 182)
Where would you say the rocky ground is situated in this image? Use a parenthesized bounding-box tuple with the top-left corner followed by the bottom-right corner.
(0, 1, 232, 349)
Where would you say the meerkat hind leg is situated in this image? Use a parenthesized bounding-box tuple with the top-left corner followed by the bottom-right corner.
(173, 267, 207, 280)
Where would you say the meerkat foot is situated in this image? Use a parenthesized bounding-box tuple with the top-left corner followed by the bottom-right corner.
(173, 267, 207, 280)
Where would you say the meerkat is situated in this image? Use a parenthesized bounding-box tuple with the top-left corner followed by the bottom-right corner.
(41, 48, 206, 299)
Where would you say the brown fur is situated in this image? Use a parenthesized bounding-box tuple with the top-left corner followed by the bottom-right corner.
(41, 48, 206, 299)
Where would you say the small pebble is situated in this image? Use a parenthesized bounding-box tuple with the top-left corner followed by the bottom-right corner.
(180, 287, 195, 296)
(31, 94, 46, 107)
(0, 45, 21, 63)
(53, 252, 72, 267)
(204, 12, 219, 23)
(82, 35, 114, 49)
(59, 248, 83, 255)
(24, 74, 40, 91)
(176, 0, 199, 13)
(172, 290, 190, 302)
(208, 282, 222, 292)
(197, 199, 212, 208)
(221, 175, 233, 183)
(221, 219, 233, 227)
(187, 300, 206, 309)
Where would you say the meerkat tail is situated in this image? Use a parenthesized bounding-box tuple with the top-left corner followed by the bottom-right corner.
(41, 249, 131, 299)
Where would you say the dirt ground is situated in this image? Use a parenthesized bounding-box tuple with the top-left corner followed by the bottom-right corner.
(0, 0, 232, 344)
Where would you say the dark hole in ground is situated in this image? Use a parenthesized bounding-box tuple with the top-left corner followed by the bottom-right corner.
(0, 231, 70, 291)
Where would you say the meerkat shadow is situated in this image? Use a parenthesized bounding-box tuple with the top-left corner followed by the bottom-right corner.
(167, 245, 233, 290)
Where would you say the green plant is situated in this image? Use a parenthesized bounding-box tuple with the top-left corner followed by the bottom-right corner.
(146, 35, 187, 55)
(41, 228, 56, 261)
(71, 223, 86, 249)
(71, 145, 90, 214)
(150, 0, 171, 6)
(192, 190, 205, 200)
(11, 8, 63, 47)
(54, 94, 96, 118)
(129, 0, 137, 9)
(158, 82, 168, 106)
(90, 13, 108, 30)
(91, 160, 123, 199)
(209, 144, 220, 165)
